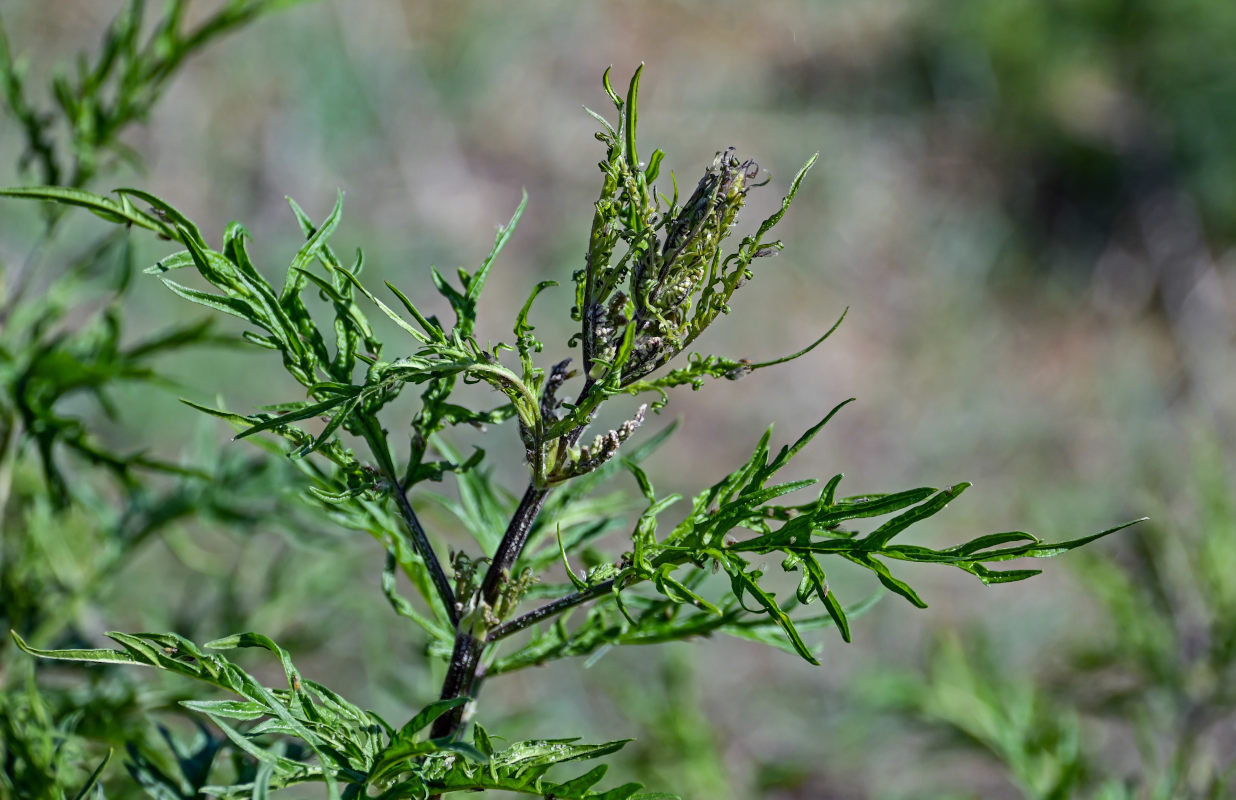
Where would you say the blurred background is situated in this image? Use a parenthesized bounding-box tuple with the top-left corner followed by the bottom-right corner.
(2, 1, 1235, 798)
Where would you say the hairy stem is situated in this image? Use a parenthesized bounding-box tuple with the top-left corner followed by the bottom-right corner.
(431, 382, 601, 740)
(430, 480, 549, 740)
(486, 578, 618, 643)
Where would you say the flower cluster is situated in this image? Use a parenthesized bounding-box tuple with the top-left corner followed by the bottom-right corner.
(578, 146, 766, 389)
(623, 147, 763, 382)
(548, 403, 648, 484)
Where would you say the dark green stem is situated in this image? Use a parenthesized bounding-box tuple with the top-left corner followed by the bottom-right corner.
(359, 415, 457, 627)
(486, 578, 618, 643)
(431, 382, 601, 740)
(429, 481, 549, 740)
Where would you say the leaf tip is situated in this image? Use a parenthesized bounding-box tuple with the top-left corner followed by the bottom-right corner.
(9, 629, 31, 653)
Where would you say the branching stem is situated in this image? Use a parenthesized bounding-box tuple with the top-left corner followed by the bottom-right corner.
(429, 480, 548, 740)
(486, 578, 618, 643)
(432, 382, 600, 740)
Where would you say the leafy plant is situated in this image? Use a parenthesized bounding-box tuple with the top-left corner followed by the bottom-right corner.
(0, 2, 333, 798)
(1, 13, 1140, 797)
(862, 435, 1236, 800)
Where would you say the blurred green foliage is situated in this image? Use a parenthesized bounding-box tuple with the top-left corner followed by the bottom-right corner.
(794, 0, 1236, 266)
(864, 438, 1236, 799)
(0, 3, 342, 798)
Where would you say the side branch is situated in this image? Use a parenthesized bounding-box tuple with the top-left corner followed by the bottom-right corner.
(359, 416, 458, 626)
(391, 478, 459, 627)
(486, 578, 618, 643)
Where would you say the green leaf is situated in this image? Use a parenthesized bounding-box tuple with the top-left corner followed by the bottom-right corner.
(602, 66, 623, 109)
(724, 562, 820, 665)
(845, 553, 927, 608)
(744, 152, 818, 255)
(387, 280, 445, 340)
(71, 748, 112, 800)
(380, 733, 664, 799)
(115, 187, 205, 248)
(470, 191, 528, 304)
(323, 260, 430, 343)
(822, 587, 852, 643)
(161, 279, 257, 324)
(144, 249, 207, 274)
(293, 392, 363, 458)
(282, 190, 344, 305)
(233, 392, 360, 441)
(816, 486, 941, 528)
(382, 550, 453, 641)
(499, 737, 631, 770)
(623, 65, 644, 190)
(369, 698, 476, 782)
(952, 531, 1040, 555)
(11, 631, 141, 665)
(861, 483, 971, 549)
(402, 697, 470, 739)
(794, 554, 853, 642)
(180, 699, 267, 720)
(653, 567, 721, 614)
(552, 764, 609, 795)
(763, 397, 854, 478)
(560, 528, 589, 591)
(0, 186, 173, 235)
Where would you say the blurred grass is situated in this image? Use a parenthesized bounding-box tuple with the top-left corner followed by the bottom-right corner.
(2, 0, 1234, 797)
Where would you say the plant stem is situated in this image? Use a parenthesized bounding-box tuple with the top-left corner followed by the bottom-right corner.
(429, 481, 549, 740)
(486, 578, 618, 643)
(391, 476, 459, 627)
(431, 381, 600, 741)
(359, 416, 457, 626)
(479, 482, 550, 604)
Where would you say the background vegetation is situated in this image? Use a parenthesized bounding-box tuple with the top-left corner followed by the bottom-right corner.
(2, 1, 1233, 798)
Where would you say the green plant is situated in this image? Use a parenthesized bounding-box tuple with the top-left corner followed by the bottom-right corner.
(0, 3, 335, 798)
(1, 16, 1141, 798)
(861, 433, 1236, 800)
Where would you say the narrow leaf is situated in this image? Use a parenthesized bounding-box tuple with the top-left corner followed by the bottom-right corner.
(862, 483, 970, 549)
(0, 186, 171, 235)
(726, 565, 820, 665)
